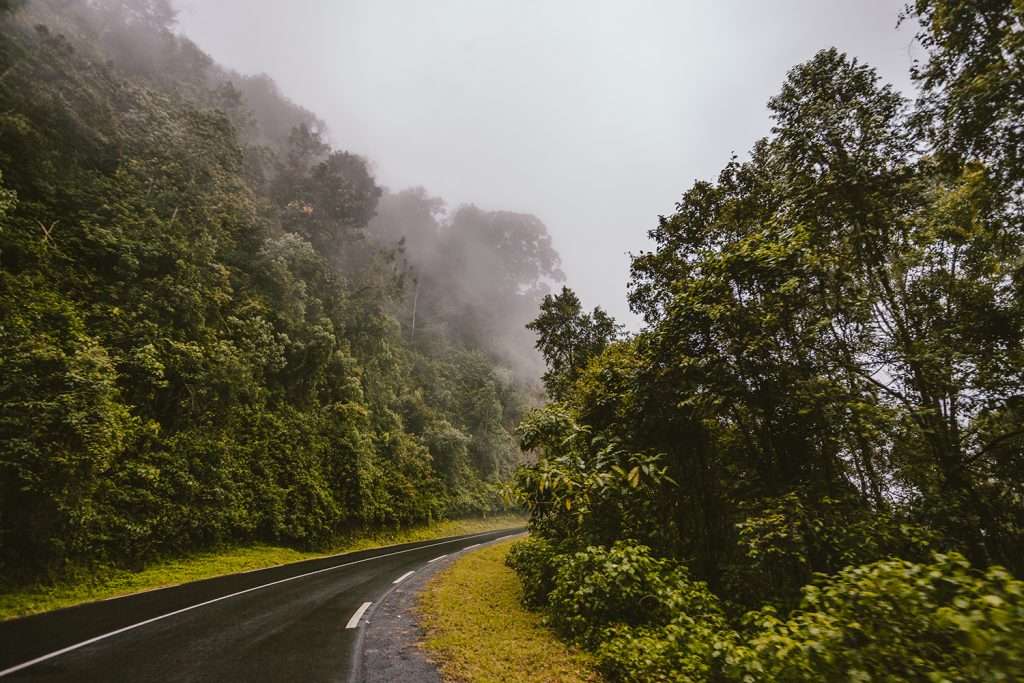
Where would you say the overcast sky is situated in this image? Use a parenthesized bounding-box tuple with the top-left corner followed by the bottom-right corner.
(175, 1, 919, 328)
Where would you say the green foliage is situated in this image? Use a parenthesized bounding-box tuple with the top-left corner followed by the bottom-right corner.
(726, 553, 1024, 682)
(504, 536, 560, 608)
(527, 286, 621, 401)
(546, 542, 721, 649)
(906, 0, 1024, 190)
(0, 0, 534, 581)
(509, 539, 734, 682)
(0, 0, 26, 15)
(509, 2, 1024, 681)
(0, 280, 138, 570)
(727, 492, 941, 609)
(515, 405, 674, 549)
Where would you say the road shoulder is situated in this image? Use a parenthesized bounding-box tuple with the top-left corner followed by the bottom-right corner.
(356, 550, 450, 683)
(417, 537, 600, 683)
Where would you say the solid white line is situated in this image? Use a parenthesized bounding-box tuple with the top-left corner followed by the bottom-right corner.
(345, 601, 372, 629)
(392, 571, 415, 585)
(427, 554, 447, 563)
(464, 543, 481, 550)
(0, 529, 516, 678)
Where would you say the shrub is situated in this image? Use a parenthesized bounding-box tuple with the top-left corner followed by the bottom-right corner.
(725, 553, 1024, 682)
(546, 541, 679, 646)
(505, 536, 561, 608)
(597, 619, 736, 683)
(546, 542, 724, 646)
(535, 540, 733, 681)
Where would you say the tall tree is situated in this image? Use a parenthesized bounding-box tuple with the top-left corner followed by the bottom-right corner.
(527, 286, 620, 401)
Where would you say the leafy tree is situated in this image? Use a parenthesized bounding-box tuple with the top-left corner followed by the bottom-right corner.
(906, 0, 1024, 190)
(527, 286, 621, 400)
(511, 2, 1024, 679)
(0, 0, 536, 579)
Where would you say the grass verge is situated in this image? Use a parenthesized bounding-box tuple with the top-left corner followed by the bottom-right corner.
(0, 514, 526, 622)
(420, 538, 600, 683)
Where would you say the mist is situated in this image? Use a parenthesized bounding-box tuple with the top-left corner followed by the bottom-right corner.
(5, 0, 1024, 675)
(175, 0, 919, 329)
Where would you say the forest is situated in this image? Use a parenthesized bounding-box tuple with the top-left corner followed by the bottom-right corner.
(510, 0, 1024, 680)
(0, 0, 560, 581)
(4, 0, 1024, 678)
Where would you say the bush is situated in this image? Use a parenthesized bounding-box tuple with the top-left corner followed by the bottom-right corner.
(546, 542, 723, 646)
(505, 536, 561, 608)
(725, 553, 1024, 682)
(511, 537, 1024, 683)
(598, 619, 736, 683)
(530, 540, 733, 681)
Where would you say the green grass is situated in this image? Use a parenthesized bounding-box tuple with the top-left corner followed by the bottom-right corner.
(0, 514, 526, 621)
(420, 538, 601, 683)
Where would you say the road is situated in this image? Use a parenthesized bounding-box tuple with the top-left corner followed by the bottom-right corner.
(0, 527, 524, 682)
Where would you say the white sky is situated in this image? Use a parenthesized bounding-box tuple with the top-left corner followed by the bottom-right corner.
(176, 1, 919, 328)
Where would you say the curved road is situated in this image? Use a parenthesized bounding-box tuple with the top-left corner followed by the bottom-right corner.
(0, 527, 524, 681)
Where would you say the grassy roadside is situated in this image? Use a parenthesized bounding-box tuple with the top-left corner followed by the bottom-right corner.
(420, 538, 600, 683)
(0, 514, 526, 622)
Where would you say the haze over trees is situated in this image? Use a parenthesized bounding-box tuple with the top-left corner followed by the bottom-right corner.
(510, 1, 1024, 680)
(4, 0, 1024, 678)
(0, 0, 559, 580)
(369, 189, 563, 380)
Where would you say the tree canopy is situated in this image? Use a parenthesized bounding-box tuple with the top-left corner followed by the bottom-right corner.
(0, 0, 550, 580)
(510, 3, 1024, 681)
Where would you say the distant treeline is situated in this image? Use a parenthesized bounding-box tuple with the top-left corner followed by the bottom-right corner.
(0, 0, 560, 580)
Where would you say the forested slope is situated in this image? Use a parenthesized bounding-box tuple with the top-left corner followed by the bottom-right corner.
(510, 1, 1024, 680)
(0, 0, 555, 582)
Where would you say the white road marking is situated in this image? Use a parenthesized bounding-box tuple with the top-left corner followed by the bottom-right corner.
(392, 571, 415, 584)
(464, 543, 481, 550)
(427, 554, 447, 563)
(0, 529, 517, 678)
(345, 602, 372, 629)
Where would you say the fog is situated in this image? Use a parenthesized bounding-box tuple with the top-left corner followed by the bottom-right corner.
(174, 1, 919, 328)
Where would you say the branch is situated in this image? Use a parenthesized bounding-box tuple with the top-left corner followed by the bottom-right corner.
(962, 428, 1024, 469)
(855, 368, 915, 410)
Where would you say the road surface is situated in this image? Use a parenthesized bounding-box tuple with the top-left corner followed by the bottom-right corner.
(0, 527, 524, 682)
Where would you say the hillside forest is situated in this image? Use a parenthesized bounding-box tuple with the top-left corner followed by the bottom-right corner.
(0, 0, 561, 581)
(5, 0, 1024, 679)
(510, 1, 1024, 680)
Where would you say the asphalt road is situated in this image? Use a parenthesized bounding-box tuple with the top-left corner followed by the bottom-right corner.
(0, 527, 524, 682)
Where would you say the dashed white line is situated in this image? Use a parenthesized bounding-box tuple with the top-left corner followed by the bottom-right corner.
(345, 601, 372, 629)
(427, 554, 447, 563)
(392, 570, 415, 584)
(0, 529, 516, 678)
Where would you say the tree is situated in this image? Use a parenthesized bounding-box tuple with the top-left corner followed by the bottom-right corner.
(905, 0, 1024, 191)
(511, 3, 1024, 679)
(368, 194, 565, 380)
(272, 125, 381, 264)
(0, 1, 535, 578)
(527, 286, 621, 401)
(88, 0, 177, 32)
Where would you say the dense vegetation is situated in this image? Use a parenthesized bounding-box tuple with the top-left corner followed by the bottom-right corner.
(0, 0, 557, 582)
(510, 1, 1024, 680)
